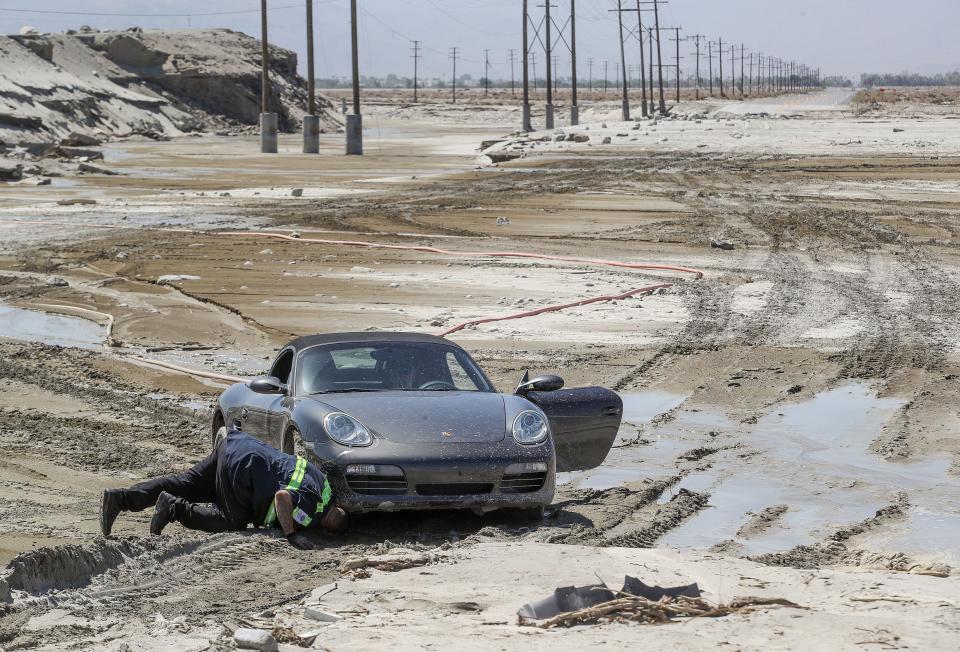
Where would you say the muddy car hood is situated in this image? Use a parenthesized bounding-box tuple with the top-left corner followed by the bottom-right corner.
(309, 391, 508, 444)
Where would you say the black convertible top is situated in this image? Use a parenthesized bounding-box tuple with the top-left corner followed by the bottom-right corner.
(287, 331, 457, 351)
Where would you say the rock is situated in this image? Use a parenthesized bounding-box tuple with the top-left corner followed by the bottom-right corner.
(571, 134, 589, 143)
(290, 231, 301, 238)
(291, 188, 304, 197)
(893, 128, 905, 133)
(304, 606, 341, 623)
(601, 136, 612, 144)
(258, 249, 273, 255)
(350, 266, 374, 273)
(234, 628, 278, 652)
(78, 162, 119, 176)
(19, 176, 50, 186)
(389, 282, 400, 288)
(496, 216, 511, 225)
(46, 276, 69, 287)
(0, 160, 23, 180)
(61, 132, 102, 147)
(479, 138, 506, 150)
(710, 239, 735, 251)
(0, 111, 43, 129)
(56, 198, 97, 205)
(19, 26, 39, 36)
(157, 274, 201, 283)
(55, 146, 104, 160)
(601, 123, 608, 128)
(486, 151, 522, 163)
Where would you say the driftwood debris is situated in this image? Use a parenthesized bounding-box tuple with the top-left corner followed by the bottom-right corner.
(520, 594, 802, 628)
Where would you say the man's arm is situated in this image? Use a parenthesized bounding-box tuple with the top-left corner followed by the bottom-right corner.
(273, 489, 296, 536)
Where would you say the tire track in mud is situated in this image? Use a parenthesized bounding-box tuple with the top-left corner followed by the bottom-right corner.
(612, 275, 736, 391)
(601, 489, 711, 548)
(733, 250, 811, 347)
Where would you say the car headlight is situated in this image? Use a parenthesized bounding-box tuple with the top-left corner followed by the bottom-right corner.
(323, 412, 373, 447)
(513, 410, 548, 445)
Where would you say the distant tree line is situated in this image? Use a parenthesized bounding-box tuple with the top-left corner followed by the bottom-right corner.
(860, 71, 960, 87)
(823, 76, 853, 88)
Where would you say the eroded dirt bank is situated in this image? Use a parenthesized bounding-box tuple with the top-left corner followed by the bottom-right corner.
(0, 90, 958, 649)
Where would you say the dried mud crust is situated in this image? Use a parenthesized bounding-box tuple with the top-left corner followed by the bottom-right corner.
(0, 342, 208, 475)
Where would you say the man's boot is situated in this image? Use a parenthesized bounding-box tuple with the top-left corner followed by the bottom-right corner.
(100, 489, 124, 537)
(150, 491, 178, 535)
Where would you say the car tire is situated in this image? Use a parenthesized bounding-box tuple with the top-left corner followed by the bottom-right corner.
(283, 427, 307, 457)
(213, 425, 227, 450)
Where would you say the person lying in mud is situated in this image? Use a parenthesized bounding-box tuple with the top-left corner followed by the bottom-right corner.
(99, 431, 348, 549)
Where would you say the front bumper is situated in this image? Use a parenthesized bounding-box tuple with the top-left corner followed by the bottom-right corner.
(303, 440, 556, 513)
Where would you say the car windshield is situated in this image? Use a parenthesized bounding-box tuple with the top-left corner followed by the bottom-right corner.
(296, 342, 493, 395)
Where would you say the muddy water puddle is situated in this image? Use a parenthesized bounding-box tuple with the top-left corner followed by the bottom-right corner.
(662, 383, 959, 557)
(0, 302, 105, 349)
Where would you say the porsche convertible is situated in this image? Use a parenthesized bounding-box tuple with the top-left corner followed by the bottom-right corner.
(211, 333, 623, 514)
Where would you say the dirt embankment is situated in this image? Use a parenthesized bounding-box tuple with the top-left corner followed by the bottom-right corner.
(0, 28, 340, 153)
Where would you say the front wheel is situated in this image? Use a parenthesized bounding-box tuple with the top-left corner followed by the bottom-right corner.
(283, 426, 307, 457)
(213, 425, 227, 450)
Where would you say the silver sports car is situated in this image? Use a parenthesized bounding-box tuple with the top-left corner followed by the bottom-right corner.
(211, 333, 623, 514)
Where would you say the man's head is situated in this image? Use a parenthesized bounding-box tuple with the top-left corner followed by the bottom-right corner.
(320, 505, 349, 534)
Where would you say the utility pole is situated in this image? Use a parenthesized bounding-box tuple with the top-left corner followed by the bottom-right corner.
(749, 51, 755, 95)
(411, 40, 422, 103)
(647, 27, 654, 114)
(729, 44, 735, 99)
(671, 27, 682, 103)
(531, 50, 538, 94)
(588, 57, 593, 91)
(544, 0, 554, 129)
(718, 37, 724, 97)
(570, 0, 579, 125)
(346, 0, 362, 155)
(553, 54, 560, 94)
(651, 0, 666, 113)
(259, 0, 277, 153)
(614, 0, 630, 120)
(522, 0, 531, 130)
(484, 49, 490, 97)
(635, 0, 648, 118)
(509, 49, 517, 96)
(603, 60, 609, 94)
(449, 47, 459, 104)
(708, 39, 713, 95)
(302, 0, 319, 153)
(692, 34, 703, 100)
(739, 44, 744, 98)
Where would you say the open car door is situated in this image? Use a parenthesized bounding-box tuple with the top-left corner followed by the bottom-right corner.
(525, 387, 623, 472)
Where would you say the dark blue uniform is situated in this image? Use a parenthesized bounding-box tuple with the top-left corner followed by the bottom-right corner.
(217, 432, 333, 528)
(116, 431, 333, 533)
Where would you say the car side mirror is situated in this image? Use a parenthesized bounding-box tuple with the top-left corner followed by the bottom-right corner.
(515, 372, 564, 395)
(249, 375, 287, 395)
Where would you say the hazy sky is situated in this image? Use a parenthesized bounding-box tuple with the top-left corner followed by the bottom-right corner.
(2, 1, 958, 81)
